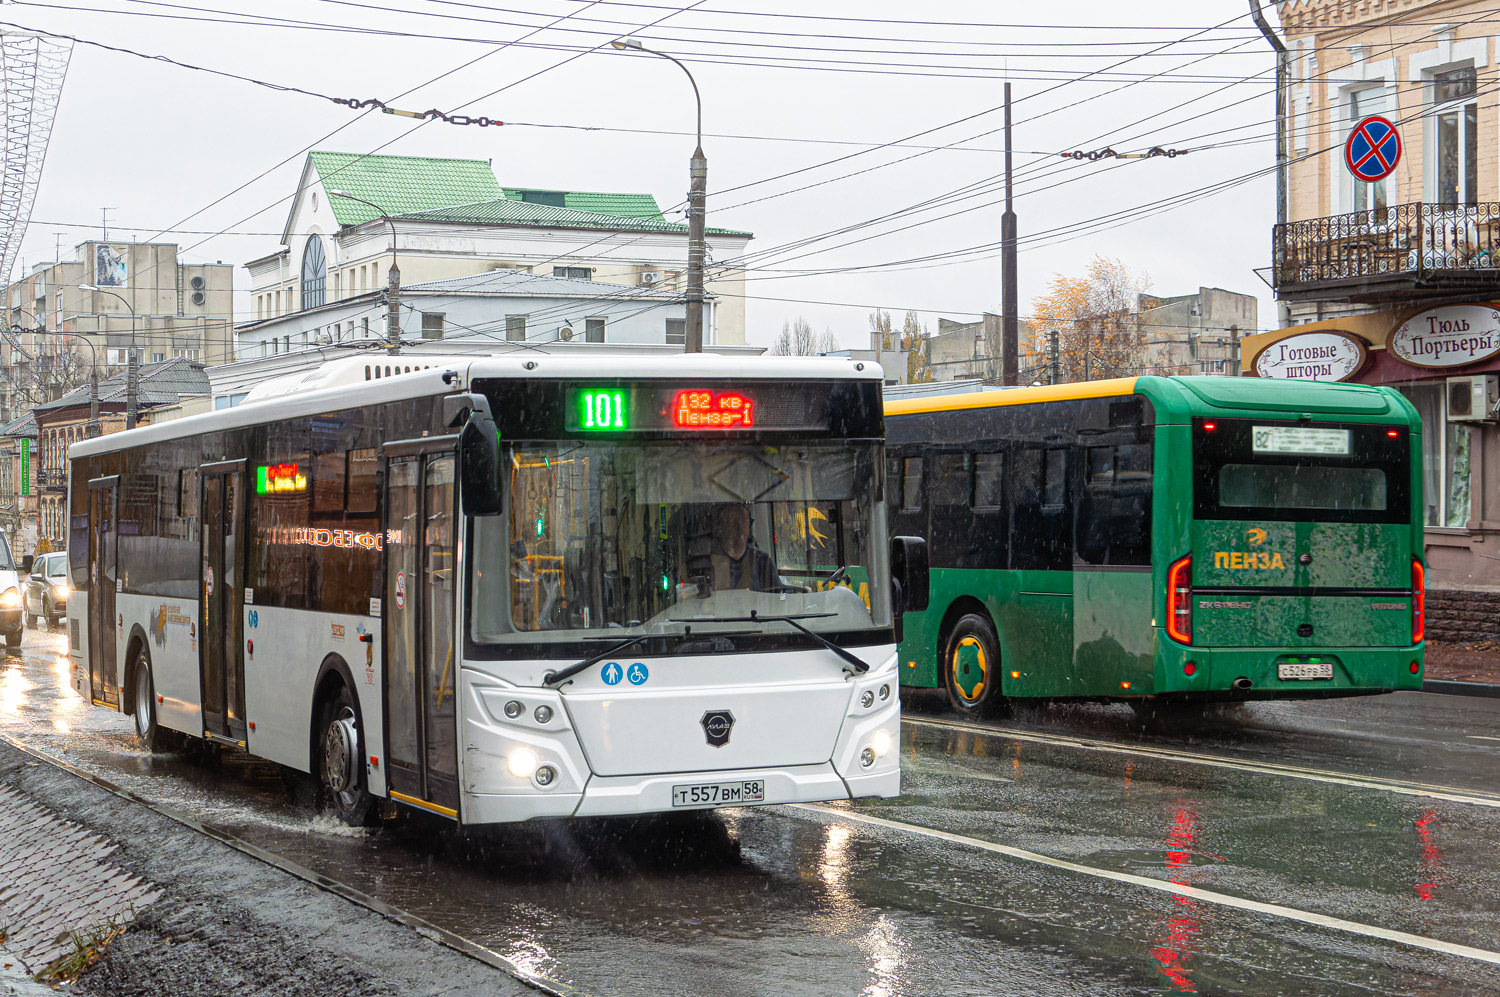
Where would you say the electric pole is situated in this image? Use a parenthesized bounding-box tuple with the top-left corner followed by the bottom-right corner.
(1001, 82, 1019, 388)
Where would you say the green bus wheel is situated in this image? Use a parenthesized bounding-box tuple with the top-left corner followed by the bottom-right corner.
(943, 614, 1001, 716)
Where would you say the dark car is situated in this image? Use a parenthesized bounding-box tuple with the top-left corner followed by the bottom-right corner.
(23, 551, 68, 628)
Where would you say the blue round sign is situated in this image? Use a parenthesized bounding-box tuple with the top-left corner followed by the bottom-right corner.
(627, 662, 649, 685)
(601, 661, 623, 685)
(1345, 115, 1401, 182)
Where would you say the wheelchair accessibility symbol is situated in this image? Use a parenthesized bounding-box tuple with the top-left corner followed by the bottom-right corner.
(627, 663, 649, 686)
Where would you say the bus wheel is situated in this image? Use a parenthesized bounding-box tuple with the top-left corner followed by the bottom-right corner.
(943, 614, 1001, 716)
(318, 685, 376, 827)
(131, 650, 169, 752)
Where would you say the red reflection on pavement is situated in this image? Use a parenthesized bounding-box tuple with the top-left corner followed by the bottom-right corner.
(1414, 809, 1443, 901)
(1150, 806, 1201, 993)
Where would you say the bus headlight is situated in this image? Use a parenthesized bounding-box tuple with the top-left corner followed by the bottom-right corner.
(872, 729, 893, 758)
(506, 747, 540, 779)
(0, 589, 19, 608)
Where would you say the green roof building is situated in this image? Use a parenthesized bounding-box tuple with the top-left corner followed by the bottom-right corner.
(248, 152, 753, 346)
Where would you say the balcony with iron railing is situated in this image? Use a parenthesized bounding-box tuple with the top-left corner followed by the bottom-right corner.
(1272, 202, 1500, 301)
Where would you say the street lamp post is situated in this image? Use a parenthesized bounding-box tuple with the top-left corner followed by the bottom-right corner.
(328, 190, 402, 355)
(612, 38, 707, 353)
(78, 284, 137, 429)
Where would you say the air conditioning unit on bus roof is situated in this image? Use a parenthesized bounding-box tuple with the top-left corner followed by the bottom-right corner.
(1447, 373, 1498, 422)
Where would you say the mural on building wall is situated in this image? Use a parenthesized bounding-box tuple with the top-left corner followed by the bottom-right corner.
(95, 244, 127, 288)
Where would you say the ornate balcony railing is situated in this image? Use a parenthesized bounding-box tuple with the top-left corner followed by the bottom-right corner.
(1273, 202, 1500, 291)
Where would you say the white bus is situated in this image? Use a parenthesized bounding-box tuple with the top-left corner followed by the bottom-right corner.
(65, 354, 926, 825)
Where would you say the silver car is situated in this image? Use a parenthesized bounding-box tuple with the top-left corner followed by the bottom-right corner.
(23, 551, 68, 628)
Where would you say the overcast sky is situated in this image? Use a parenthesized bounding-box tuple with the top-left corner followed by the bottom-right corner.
(8, 0, 1282, 350)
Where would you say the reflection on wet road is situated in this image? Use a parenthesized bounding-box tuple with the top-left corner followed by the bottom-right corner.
(4, 628, 1499, 995)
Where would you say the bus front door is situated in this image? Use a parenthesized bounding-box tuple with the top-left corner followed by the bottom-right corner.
(383, 451, 460, 817)
(87, 477, 120, 707)
(199, 462, 246, 743)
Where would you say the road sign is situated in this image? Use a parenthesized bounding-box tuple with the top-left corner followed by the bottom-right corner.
(1345, 115, 1401, 182)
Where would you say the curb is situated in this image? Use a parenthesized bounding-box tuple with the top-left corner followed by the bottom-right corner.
(1423, 679, 1500, 699)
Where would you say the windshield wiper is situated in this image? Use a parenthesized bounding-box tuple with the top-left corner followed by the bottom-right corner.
(667, 610, 870, 674)
(544, 634, 652, 687)
(544, 627, 755, 687)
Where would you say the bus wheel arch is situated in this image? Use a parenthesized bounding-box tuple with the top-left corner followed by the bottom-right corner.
(121, 624, 151, 717)
(124, 631, 171, 751)
(937, 598, 1003, 717)
(310, 655, 378, 827)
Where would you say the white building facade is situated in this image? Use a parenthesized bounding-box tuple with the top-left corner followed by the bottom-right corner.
(244, 152, 753, 347)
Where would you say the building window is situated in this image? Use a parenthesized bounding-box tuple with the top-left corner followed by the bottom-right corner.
(553, 266, 592, 279)
(301, 234, 327, 310)
(362, 317, 370, 338)
(106, 348, 129, 365)
(421, 313, 446, 340)
(1350, 88, 1389, 213)
(152, 352, 165, 363)
(173, 348, 201, 361)
(585, 317, 605, 343)
(1433, 67, 1478, 205)
(1396, 383, 1471, 528)
(505, 315, 527, 342)
(666, 318, 686, 345)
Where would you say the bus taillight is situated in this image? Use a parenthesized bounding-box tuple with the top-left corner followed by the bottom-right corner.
(1167, 555, 1192, 644)
(1412, 558, 1425, 644)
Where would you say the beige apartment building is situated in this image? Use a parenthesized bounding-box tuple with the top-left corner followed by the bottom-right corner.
(1, 242, 233, 425)
(1253, 0, 1500, 637)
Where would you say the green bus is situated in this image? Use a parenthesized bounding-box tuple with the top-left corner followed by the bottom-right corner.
(884, 375, 1425, 715)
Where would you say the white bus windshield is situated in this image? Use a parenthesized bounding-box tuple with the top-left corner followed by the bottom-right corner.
(470, 440, 890, 643)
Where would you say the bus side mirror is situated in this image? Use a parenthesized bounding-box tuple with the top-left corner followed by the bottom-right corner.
(459, 412, 503, 517)
(890, 536, 929, 614)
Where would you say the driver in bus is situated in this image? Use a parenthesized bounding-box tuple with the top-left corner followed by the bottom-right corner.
(708, 503, 779, 592)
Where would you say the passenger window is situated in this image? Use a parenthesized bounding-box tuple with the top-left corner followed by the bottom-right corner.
(1043, 449, 1066, 509)
(931, 454, 967, 506)
(900, 458, 924, 513)
(312, 452, 345, 514)
(972, 452, 1004, 509)
(346, 449, 378, 513)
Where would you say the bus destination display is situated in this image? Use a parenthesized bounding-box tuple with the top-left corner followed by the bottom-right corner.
(567, 386, 766, 432)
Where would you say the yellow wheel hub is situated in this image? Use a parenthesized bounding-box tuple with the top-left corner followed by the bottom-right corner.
(951, 635, 988, 703)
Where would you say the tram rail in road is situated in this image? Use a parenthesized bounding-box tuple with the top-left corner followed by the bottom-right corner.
(0, 730, 579, 997)
(903, 714, 1500, 810)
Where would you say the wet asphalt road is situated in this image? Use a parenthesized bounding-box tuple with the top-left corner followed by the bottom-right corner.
(2, 625, 1498, 995)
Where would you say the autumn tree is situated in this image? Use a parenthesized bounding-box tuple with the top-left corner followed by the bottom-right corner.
(772, 316, 839, 356)
(1029, 255, 1151, 382)
(900, 310, 932, 383)
(868, 309, 894, 352)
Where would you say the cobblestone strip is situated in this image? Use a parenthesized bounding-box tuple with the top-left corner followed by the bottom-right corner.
(0, 784, 160, 975)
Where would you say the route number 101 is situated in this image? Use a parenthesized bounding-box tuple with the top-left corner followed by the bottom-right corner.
(580, 390, 628, 430)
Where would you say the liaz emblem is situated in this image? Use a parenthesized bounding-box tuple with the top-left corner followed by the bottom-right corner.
(700, 710, 735, 747)
(1247, 528, 1268, 546)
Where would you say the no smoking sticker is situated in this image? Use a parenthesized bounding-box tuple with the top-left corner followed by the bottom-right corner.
(394, 571, 406, 610)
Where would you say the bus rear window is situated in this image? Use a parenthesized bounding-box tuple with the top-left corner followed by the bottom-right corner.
(1193, 418, 1409, 524)
(1218, 464, 1388, 512)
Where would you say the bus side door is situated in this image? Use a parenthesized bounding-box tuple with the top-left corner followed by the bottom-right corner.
(1006, 447, 1075, 695)
(199, 461, 246, 743)
(87, 476, 120, 707)
(383, 447, 460, 817)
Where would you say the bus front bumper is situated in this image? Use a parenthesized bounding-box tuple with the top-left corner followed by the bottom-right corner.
(462, 761, 899, 824)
